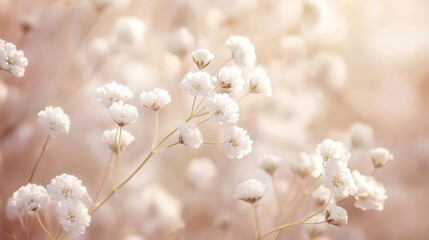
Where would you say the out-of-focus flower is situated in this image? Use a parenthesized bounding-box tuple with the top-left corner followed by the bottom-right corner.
(352, 171, 388, 211)
(192, 48, 214, 70)
(205, 93, 239, 124)
(165, 27, 194, 57)
(247, 67, 272, 96)
(307, 52, 347, 91)
(139, 88, 171, 111)
(325, 204, 347, 227)
(0, 79, 8, 105)
(178, 122, 203, 149)
(56, 200, 91, 237)
(187, 158, 217, 188)
(291, 152, 323, 178)
(47, 174, 89, 202)
(214, 66, 245, 92)
(6, 184, 48, 219)
(225, 35, 256, 67)
(316, 139, 350, 164)
(223, 126, 253, 159)
(181, 71, 214, 96)
(38, 106, 71, 138)
(96, 81, 133, 108)
(258, 154, 280, 175)
(0, 39, 28, 77)
(108, 101, 139, 126)
(349, 122, 374, 149)
(102, 128, 135, 152)
(87, 38, 111, 65)
(305, 213, 327, 239)
(234, 178, 266, 204)
(371, 147, 393, 169)
(312, 186, 331, 206)
(322, 160, 356, 199)
(111, 16, 146, 49)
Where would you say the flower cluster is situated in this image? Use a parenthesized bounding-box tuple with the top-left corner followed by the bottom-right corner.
(0, 39, 28, 78)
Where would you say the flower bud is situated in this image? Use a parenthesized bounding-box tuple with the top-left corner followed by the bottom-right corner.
(192, 48, 214, 70)
(371, 148, 393, 168)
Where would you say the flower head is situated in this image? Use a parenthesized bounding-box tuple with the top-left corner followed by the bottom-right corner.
(0, 39, 28, 77)
(225, 35, 256, 67)
(111, 16, 146, 49)
(56, 200, 91, 237)
(349, 122, 374, 149)
(214, 66, 245, 92)
(102, 128, 135, 152)
(181, 71, 214, 96)
(258, 154, 280, 175)
(234, 179, 266, 204)
(178, 122, 203, 149)
(96, 81, 133, 108)
(205, 93, 239, 124)
(223, 126, 253, 159)
(248, 67, 272, 96)
(316, 139, 350, 164)
(371, 147, 393, 169)
(6, 183, 48, 219)
(108, 101, 139, 126)
(47, 174, 89, 202)
(322, 160, 357, 199)
(291, 152, 323, 178)
(192, 48, 214, 70)
(187, 158, 217, 189)
(139, 88, 171, 111)
(325, 204, 348, 227)
(352, 171, 388, 211)
(312, 186, 332, 206)
(38, 106, 71, 138)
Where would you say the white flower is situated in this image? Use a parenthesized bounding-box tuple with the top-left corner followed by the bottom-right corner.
(205, 93, 239, 124)
(178, 122, 203, 149)
(248, 67, 272, 96)
(371, 147, 393, 169)
(322, 160, 357, 199)
(316, 139, 350, 164)
(111, 16, 146, 49)
(0, 39, 28, 77)
(234, 179, 266, 204)
(47, 174, 89, 202)
(223, 126, 253, 159)
(139, 88, 171, 111)
(38, 106, 71, 138)
(56, 200, 91, 237)
(349, 122, 374, 149)
(305, 213, 327, 239)
(187, 158, 217, 188)
(312, 186, 331, 206)
(225, 35, 256, 67)
(165, 27, 194, 57)
(181, 71, 214, 96)
(325, 204, 348, 227)
(192, 48, 214, 70)
(102, 128, 135, 152)
(258, 154, 280, 175)
(108, 101, 139, 126)
(96, 81, 133, 108)
(352, 171, 387, 211)
(214, 66, 245, 92)
(6, 184, 48, 219)
(291, 152, 323, 178)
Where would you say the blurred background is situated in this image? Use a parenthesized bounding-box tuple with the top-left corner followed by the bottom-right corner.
(1, 0, 429, 239)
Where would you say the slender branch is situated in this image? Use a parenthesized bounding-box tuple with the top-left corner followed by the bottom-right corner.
(237, 92, 250, 103)
(251, 203, 260, 240)
(191, 96, 197, 115)
(91, 151, 114, 209)
(113, 126, 123, 188)
(162, 223, 185, 240)
(154, 142, 180, 153)
(28, 135, 50, 182)
(270, 175, 282, 213)
(203, 142, 223, 146)
(152, 111, 160, 149)
(197, 117, 211, 126)
(192, 111, 209, 118)
(53, 229, 63, 240)
(36, 212, 54, 240)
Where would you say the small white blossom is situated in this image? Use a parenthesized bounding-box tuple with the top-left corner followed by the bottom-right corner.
(139, 88, 171, 111)
(108, 101, 139, 126)
(6, 184, 48, 219)
(312, 186, 332, 206)
(47, 174, 89, 202)
(165, 27, 194, 57)
(248, 67, 272, 96)
(349, 122, 374, 149)
(205, 93, 239, 124)
(258, 154, 280, 175)
(111, 16, 146, 49)
(178, 122, 203, 149)
(187, 158, 217, 188)
(234, 179, 266, 204)
(56, 200, 91, 237)
(291, 152, 323, 178)
(102, 128, 135, 152)
(38, 106, 71, 138)
(371, 147, 393, 169)
(0, 39, 28, 77)
(325, 204, 348, 227)
(96, 81, 133, 108)
(352, 171, 388, 211)
(225, 35, 256, 67)
(316, 139, 350, 164)
(192, 48, 214, 70)
(181, 71, 214, 96)
(322, 160, 357, 199)
(223, 126, 253, 159)
(214, 66, 245, 92)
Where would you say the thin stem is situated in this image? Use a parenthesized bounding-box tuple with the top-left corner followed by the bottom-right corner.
(162, 223, 185, 240)
(210, 57, 232, 75)
(237, 92, 250, 103)
(19, 218, 29, 240)
(197, 117, 211, 126)
(203, 142, 223, 146)
(36, 212, 54, 240)
(91, 151, 114, 209)
(152, 111, 160, 149)
(154, 142, 180, 153)
(192, 111, 209, 118)
(191, 96, 197, 115)
(371, 168, 377, 176)
(113, 126, 123, 188)
(28, 135, 50, 182)
(302, 221, 326, 225)
(251, 203, 260, 240)
(193, 95, 208, 114)
(270, 175, 282, 213)
(53, 229, 63, 240)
